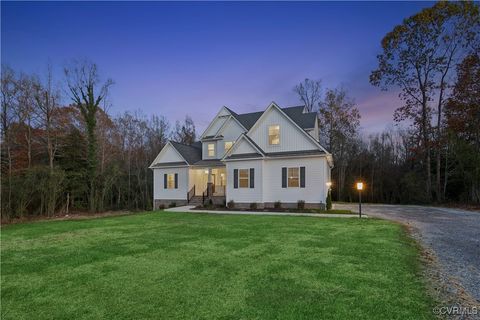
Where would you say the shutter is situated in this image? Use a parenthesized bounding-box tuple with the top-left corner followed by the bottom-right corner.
(164, 174, 167, 189)
(233, 169, 238, 189)
(250, 168, 254, 188)
(300, 167, 305, 188)
(282, 167, 287, 188)
(174, 173, 178, 189)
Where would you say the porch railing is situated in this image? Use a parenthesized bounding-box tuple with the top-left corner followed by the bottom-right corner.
(187, 185, 195, 203)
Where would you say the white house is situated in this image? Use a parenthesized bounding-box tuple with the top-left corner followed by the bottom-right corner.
(149, 102, 333, 209)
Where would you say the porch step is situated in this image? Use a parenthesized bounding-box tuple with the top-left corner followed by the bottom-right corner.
(188, 196, 204, 206)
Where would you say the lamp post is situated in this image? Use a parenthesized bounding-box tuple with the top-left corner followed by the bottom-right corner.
(326, 182, 332, 210)
(356, 182, 363, 218)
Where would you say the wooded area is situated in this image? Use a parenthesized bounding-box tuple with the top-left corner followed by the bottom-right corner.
(1, 2, 479, 220)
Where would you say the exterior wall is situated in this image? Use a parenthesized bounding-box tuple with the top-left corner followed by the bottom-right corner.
(233, 138, 258, 154)
(225, 159, 263, 204)
(262, 156, 329, 204)
(153, 143, 184, 164)
(153, 167, 189, 201)
(202, 140, 220, 160)
(217, 118, 245, 157)
(202, 115, 228, 138)
(248, 107, 318, 153)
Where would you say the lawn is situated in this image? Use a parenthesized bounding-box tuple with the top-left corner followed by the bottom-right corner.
(1, 211, 433, 320)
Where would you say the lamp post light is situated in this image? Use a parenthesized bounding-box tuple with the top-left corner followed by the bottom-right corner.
(326, 181, 332, 210)
(356, 182, 364, 218)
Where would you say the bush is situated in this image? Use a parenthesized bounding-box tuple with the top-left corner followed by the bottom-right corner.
(297, 200, 305, 210)
(168, 202, 176, 208)
(227, 200, 235, 209)
(208, 199, 213, 206)
(326, 192, 332, 210)
(157, 204, 165, 210)
(274, 201, 282, 209)
(249, 202, 257, 210)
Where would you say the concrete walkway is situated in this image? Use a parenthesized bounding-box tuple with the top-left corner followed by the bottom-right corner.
(165, 205, 362, 218)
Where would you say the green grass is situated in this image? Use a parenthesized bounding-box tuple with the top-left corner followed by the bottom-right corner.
(1, 211, 433, 320)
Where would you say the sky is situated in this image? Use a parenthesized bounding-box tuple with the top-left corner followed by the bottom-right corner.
(1, 1, 432, 134)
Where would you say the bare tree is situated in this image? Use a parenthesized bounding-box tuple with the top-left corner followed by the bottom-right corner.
(293, 78, 322, 112)
(64, 60, 113, 212)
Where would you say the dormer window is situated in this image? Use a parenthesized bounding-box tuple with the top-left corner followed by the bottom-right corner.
(268, 125, 280, 145)
(208, 143, 215, 157)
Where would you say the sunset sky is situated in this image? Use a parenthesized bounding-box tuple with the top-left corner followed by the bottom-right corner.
(2, 1, 432, 134)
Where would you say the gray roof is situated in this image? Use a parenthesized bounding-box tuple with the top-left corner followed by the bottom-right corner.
(225, 153, 263, 160)
(265, 149, 325, 157)
(225, 105, 317, 131)
(169, 141, 202, 165)
(151, 161, 188, 168)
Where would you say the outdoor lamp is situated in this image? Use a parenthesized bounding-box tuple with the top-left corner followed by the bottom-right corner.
(356, 182, 364, 218)
(326, 181, 332, 188)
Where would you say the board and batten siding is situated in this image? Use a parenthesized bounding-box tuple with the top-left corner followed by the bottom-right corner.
(153, 167, 188, 200)
(248, 107, 318, 153)
(216, 118, 245, 157)
(225, 159, 263, 203)
(262, 157, 329, 204)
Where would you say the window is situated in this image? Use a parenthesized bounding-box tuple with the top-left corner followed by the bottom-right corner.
(239, 169, 249, 188)
(224, 141, 233, 152)
(208, 143, 215, 157)
(268, 125, 280, 145)
(167, 173, 175, 189)
(288, 167, 299, 187)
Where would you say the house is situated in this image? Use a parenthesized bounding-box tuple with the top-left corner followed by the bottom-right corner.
(149, 102, 333, 209)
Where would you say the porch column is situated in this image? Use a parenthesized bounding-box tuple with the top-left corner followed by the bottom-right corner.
(207, 168, 213, 198)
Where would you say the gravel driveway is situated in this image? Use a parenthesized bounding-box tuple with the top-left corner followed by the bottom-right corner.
(336, 203, 480, 305)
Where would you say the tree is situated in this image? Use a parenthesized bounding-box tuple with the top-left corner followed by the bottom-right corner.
(172, 115, 196, 145)
(293, 78, 322, 112)
(370, 1, 480, 202)
(445, 54, 480, 202)
(65, 60, 113, 212)
(318, 88, 360, 200)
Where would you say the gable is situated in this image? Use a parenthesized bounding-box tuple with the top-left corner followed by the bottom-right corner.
(216, 116, 246, 141)
(248, 104, 319, 153)
(232, 138, 259, 155)
(202, 115, 229, 138)
(150, 143, 185, 167)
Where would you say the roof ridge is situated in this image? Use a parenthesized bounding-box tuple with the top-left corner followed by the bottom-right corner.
(170, 140, 201, 149)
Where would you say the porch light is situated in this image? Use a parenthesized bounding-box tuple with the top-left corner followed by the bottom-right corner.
(204, 170, 208, 174)
(326, 181, 332, 189)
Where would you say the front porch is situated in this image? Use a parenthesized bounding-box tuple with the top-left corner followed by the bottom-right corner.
(188, 166, 226, 205)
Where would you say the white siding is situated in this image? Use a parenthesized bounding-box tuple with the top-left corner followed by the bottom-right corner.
(203, 116, 228, 138)
(248, 107, 318, 153)
(153, 167, 188, 200)
(217, 118, 245, 156)
(202, 140, 219, 159)
(152, 143, 184, 165)
(263, 157, 329, 204)
(231, 138, 258, 155)
(226, 160, 263, 203)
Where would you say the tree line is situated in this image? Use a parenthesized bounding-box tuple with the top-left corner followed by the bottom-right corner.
(294, 2, 479, 204)
(1, 61, 196, 220)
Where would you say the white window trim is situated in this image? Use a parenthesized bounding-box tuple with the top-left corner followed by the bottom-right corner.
(238, 168, 250, 188)
(287, 167, 300, 188)
(268, 124, 280, 146)
(207, 143, 215, 157)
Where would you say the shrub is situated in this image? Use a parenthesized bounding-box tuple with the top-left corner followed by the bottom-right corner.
(326, 192, 332, 210)
(227, 200, 235, 209)
(274, 201, 282, 209)
(157, 204, 165, 210)
(297, 200, 305, 210)
(168, 202, 176, 208)
(249, 202, 257, 210)
(208, 199, 213, 206)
